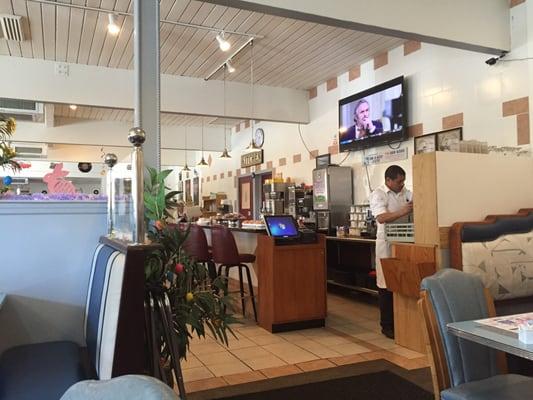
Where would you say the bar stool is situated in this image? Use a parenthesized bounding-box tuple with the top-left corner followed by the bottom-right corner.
(181, 224, 217, 280)
(211, 225, 257, 321)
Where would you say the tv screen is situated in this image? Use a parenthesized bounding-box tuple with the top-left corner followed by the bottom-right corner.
(264, 215, 299, 238)
(338, 76, 406, 152)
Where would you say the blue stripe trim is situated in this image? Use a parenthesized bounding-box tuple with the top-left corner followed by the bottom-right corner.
(86, 245, 116, 370)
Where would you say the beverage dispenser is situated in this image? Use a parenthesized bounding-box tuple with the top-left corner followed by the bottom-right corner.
(312, 166, 353, 234)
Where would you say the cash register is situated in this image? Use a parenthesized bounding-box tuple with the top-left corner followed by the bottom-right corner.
(264, 215, 317, 245)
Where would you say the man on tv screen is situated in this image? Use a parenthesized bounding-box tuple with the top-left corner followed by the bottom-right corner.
(346, 99, 383, 140)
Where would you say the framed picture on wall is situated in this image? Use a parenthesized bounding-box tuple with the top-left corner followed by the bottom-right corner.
(414, 133, 437, 154)
(437, 127, 463, 152)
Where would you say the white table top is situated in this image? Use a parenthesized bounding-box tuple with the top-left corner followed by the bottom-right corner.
(448, 320, 533, 360)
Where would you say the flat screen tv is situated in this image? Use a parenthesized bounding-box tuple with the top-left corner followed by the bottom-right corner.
(338, 76, 406, 152)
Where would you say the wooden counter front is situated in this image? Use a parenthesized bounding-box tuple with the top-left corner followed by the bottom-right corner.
(256, 234, 327, 332)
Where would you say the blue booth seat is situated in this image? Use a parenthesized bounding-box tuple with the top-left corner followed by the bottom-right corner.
(0, 243, 130, 400)
(419, 269, 533, 400)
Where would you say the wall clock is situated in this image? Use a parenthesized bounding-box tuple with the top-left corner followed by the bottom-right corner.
(253, 128, 265, 148)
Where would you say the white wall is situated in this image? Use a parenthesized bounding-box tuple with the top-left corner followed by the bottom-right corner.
(200, 2, 532, 208)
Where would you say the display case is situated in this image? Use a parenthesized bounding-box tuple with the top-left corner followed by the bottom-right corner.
(326, 236, 377, 296)
(202, 193, 227, 216)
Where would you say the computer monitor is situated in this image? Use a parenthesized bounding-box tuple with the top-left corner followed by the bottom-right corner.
(263, 215, 299, 238)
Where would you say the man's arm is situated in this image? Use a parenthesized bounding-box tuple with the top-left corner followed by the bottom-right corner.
(375, 202, 412, 224)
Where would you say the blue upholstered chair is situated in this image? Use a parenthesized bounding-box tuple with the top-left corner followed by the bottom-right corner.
(419, 269, 533, 400)
(0, 243, 135, 400)
(60, 375, 179, 400)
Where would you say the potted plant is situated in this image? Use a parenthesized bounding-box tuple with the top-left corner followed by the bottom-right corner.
(0, 116, 21, 193)
(143, 167, 235, 394)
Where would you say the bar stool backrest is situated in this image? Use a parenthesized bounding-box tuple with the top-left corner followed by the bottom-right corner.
(182, 225, 210, 262)
(211, 225, 240, 265)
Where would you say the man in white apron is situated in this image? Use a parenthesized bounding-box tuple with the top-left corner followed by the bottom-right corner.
(369, 165, 412, 339)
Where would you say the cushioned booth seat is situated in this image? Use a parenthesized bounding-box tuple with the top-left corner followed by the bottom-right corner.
(0, 242, 135, 400)
(441, 373, 533, 400)
(0, 341, 86, 400)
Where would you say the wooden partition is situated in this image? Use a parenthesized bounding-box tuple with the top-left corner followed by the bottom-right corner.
(382, 243, 436, 353)
(413, 152, 533, 268)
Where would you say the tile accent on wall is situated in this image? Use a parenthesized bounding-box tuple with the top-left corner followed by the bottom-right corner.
(326, 77, 338, 92)
(266, 161, 273, 169)
(309, 87, 317, 99)
(236, 169, 241, 177)
(403, 41, 421, 56)
(442, 113, 463, 129)
(502, 97, 529, 117)
(206, 176, 210, 182)
(511, 0, 525, 7)
(310, 149, 319, 159)
(245, 120, 250, 129)
(408, 123, 423, 137)
(348, 65, 361, 81)
(517, 113, 530, 145)
(328, 145, 339, 155)
(278, 157, 287, 167)
(293, 154, 301, 163)
(236, 124, 241, 133)
(220, 172, 224, 179)
(228, 170, 233, 178)
(234, 176, 237, 188)
(374, 52, 388, 70)
(213, 175, 217, 181)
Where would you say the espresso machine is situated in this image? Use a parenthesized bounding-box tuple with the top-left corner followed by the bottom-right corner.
(263, 181, 287, 215)
(312, 166, 353, 234)
(286, 185, 305, 217)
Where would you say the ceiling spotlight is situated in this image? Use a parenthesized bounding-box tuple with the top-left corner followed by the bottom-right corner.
(216, 32, 231, 52)
(226, 60, 236, 73)
(69, 104, 78, 111)
(107, 13, 120, 35)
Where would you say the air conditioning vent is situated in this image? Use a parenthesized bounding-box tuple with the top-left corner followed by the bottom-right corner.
(13, 143, 48, 159)
(0, 15, 24, 42)
(10, 177, 29, 185)
(0, 98, 43, 115)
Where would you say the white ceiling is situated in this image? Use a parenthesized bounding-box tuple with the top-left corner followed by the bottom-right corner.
(0, 0, 407, 127)
(0, 0, 405, 91)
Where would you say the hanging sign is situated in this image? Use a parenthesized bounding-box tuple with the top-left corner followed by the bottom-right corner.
(363, 147, 408, 166)
(241, 149, 264, 168)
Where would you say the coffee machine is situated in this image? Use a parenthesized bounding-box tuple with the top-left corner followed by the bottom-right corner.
(312, 166, 353, 234)
(263, 181, 287, 215)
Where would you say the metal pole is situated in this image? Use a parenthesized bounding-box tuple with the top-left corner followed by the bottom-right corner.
(129, 128, 146, 244)
(104, 153, 118, 235)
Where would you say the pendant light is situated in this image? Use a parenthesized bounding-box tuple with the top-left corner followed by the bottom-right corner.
(246, 41, 257, 151)
(220, 65, 231, 159)
(197, 118, 209, 167)
(182, 126, 191, 172)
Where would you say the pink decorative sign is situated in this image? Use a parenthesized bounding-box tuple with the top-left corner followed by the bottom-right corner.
(43, 163, 76, 194)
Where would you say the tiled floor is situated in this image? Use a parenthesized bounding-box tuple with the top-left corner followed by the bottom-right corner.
(181, 292, 429, 395)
